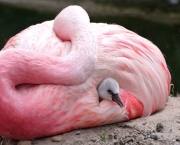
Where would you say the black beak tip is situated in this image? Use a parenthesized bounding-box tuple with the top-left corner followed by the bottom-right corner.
(112, 94, 124, 108)
(118, 101, 124, 108)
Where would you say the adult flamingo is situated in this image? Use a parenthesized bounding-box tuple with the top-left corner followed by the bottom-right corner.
(0, 6, 171, 139)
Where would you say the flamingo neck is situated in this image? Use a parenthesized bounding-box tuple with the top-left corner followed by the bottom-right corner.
(0, 6, 97, 86)
(52, 5, 97, 85)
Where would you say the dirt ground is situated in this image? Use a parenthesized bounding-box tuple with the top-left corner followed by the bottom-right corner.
(0, 96, 179, 145)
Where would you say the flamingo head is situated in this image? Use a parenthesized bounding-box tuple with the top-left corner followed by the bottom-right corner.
(97, 78, 124, 107)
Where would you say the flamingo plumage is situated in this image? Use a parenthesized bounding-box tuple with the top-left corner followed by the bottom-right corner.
(0, 6, 171, 139)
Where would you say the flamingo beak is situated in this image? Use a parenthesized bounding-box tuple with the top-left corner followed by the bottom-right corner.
(112, 94, 124, 107)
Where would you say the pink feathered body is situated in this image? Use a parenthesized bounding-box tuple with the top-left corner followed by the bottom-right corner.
(0, 20, 171, 139)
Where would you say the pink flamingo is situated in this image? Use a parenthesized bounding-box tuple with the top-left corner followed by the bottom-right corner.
(0, 6, 171, 139)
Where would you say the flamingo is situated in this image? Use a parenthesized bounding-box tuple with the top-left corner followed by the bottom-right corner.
(0, 6, 171, 140)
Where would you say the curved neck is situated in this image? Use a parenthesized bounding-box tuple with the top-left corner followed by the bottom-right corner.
(0, 6, 97, 86)
(52, 5, 97, 85)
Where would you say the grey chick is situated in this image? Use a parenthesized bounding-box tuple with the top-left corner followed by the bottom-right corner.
(98, 78, 124, 107)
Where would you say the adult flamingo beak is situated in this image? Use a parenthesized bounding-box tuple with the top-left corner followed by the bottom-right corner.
(112, 94, 124, 107)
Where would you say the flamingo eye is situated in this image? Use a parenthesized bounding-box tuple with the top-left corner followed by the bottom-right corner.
(107, 90, 112, 94)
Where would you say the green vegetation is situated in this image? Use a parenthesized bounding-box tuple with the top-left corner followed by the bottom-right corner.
(102, 132, 106, 142)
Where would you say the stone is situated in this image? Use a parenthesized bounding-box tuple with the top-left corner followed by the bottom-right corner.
(114, 135, 118, 139)
(156, 122, 164, 132)
(17, 140, 31, 145)
(174, 142, 180, 145)
(108, 134, 113, 140)
(51, 135, 63, 142)
(76, 131, 81, 135)
(150, 133, 158, 140)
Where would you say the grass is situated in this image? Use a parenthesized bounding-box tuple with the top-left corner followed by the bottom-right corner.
(102, 132, 107, 143)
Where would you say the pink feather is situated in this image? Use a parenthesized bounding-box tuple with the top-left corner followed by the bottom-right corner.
(0, 6, 171, 139)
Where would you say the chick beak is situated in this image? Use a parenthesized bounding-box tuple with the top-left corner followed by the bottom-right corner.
(112, 94, 124, 107)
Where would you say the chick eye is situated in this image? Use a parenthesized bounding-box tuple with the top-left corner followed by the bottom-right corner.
(107, 90, 112, 94)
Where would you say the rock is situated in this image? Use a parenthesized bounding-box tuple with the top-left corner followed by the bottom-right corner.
(176, 138, 180, 142)
(114, 135, 118, 139)
(119, 137, 134, 145)
(156, 122, 164, 132)
(177, 121, 180, 124)
(136, 134, 144, 141)
(0, 137, 5, 145)
(3, 139, 18, 145)
(17, 140, 31, 145)
(73, 140, 83, 145)
(139, 141, 145, 145)
(146, 129, 152, 135)
(90, 138, 97, 142)
(51, 135, 63, 142)
(114, 141, 119, 145)
(60, 139, 82, 145)
(60, 140, 71, 145)
(119, 140, 125, 145)
(174, 142, 180, 145)
(113, 131, 118, 139)
(76, 131, 81, 135)
(150, 133, 158, 140)
(108, 134, 113, 140)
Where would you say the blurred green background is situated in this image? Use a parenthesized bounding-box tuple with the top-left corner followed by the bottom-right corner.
(0, 0, 179, 94)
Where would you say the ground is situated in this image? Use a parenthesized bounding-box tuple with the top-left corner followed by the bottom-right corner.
(0, 96, 179, 145)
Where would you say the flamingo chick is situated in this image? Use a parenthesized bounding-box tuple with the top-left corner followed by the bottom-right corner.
(98, 78, 124, 107)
